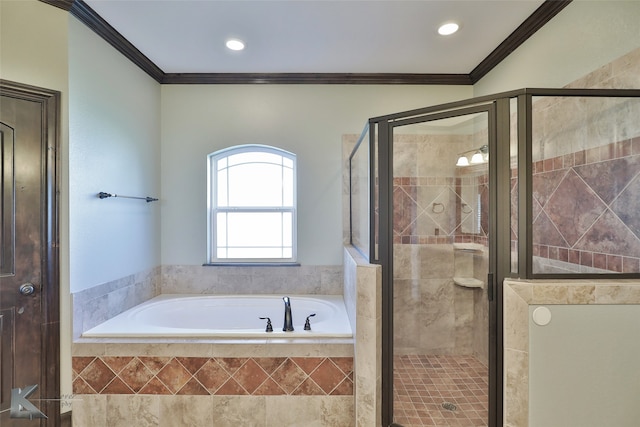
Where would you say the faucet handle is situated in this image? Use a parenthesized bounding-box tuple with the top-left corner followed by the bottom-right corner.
(304, 314, 316, 331)
(259, 317, 273, 332)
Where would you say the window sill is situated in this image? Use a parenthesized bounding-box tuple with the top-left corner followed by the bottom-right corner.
(202, 262, 301, 267)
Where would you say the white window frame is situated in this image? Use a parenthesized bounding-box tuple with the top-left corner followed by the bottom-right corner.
(207, 144, 297, 264)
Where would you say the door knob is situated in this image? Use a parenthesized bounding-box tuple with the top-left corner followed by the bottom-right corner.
(19, 283, 36, 296)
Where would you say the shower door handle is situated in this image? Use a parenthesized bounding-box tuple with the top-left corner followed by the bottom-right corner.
(487, 273, 494, 302)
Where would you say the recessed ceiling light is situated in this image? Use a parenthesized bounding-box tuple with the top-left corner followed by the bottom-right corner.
(226, 39, 245, 51)
(438, 22, 459, 36)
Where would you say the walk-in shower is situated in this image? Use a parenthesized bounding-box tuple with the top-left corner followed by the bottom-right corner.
(348, 88, 640, 427)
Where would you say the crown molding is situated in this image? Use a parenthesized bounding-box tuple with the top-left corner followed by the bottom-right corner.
(161, 73, 473, 85)
(39, 0, 571, 85)
(67, 0, 164, 83)
(470, 0, 573, 83)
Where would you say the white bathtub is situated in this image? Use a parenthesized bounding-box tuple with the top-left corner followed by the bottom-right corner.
(82, 294, 353, 338)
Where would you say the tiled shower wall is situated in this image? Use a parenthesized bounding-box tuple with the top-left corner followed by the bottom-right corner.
(512, 47, 640, 274)
(393, 174, 488, 245)
(392, 134, 485, 243)
(529, 136, 640, 273)
(392, 135, 489, 361)
(343, 130, 490, 359)
(523, 94, 640, 273)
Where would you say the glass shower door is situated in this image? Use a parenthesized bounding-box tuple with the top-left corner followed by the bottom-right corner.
(390, 107, 493, 427)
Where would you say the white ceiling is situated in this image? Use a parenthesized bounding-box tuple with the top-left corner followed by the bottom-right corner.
(83, 0, 546, 74)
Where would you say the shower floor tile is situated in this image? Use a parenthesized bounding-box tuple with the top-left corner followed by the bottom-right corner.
(393, 354, 488, 427)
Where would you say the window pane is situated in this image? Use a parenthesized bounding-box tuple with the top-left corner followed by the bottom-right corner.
(228, 163, 284, 206)
(217, 157, 227, 170)
(216, 213, 227, 246)
(216, 169, 228, 206)
(215, 211, 294, 260)
(283, 168, 294, 206)
(226, 212, 284, 247)
(228, 151, 282, 167)
(226, 247, 288, 259)
(282, 212, 292, 246)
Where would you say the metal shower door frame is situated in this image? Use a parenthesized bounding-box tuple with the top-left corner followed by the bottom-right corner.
(373, 99, 512, 427)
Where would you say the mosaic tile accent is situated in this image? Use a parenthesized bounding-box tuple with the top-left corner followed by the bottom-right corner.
(72, 356, 353, 396)
(393, 354, 488, 427)
(528, 137, 640, 272)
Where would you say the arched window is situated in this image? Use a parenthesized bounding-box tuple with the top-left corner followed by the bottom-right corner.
(207, 145, 296, 263)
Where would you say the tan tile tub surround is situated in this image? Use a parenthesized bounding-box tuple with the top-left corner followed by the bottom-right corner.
(72, 341, 354, 426)
(503, 279, 640, 427)
(73, 265, 343, 340)
(344, 246, 383, 427)
(72, 264, 353, 426)
(73, 355, 353, 396)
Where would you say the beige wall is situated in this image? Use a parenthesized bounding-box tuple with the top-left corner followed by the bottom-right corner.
(474, 0, 640, 95)
(160, 84, 471, 266)
(68, 17, 162, 293)
(0, 0, 69, 89)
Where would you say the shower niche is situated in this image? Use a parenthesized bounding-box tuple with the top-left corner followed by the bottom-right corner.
(453, 163, 488, 290)
(453, 244, 484, 289)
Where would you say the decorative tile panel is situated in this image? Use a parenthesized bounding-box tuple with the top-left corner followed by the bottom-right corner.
(73, 356, 353, 397)
(392, 175, 488, 246)
(531, 137, 640, 272)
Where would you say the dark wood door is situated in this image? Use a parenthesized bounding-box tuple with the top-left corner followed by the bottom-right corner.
(0, 81, 60, 426)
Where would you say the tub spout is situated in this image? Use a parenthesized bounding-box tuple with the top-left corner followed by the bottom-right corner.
(283, 296, 294, 331)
